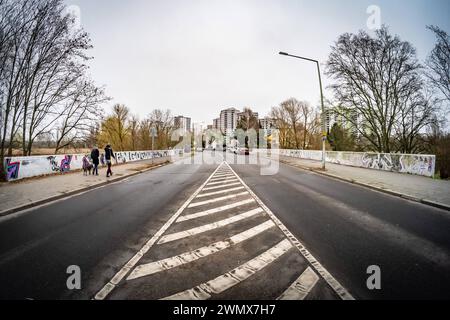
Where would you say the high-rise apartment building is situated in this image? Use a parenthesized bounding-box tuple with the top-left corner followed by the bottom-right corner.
(219, 107, 240, 139)
(174, 116, 192, 136)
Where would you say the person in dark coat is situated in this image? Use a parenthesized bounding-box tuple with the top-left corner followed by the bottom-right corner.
(104, 144, 116, 178)
(90, 146, 100, 176)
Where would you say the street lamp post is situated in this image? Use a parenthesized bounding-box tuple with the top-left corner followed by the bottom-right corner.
(279, 51, 327, 170)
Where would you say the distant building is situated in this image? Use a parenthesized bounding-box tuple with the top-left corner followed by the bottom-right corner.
(327, 108, 360, 137)
(213, 118, 220, 130)
(259, 117, 275, 130)
(237, 110, 259, 124)
(174, 116, 192, 136)
(219, 107, 240, 140)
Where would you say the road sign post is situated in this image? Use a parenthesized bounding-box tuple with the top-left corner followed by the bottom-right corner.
(150, 127, 157, 164)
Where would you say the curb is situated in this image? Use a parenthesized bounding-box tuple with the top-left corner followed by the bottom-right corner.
(0, 161, 170, 218)
(279, 159, 450, 212)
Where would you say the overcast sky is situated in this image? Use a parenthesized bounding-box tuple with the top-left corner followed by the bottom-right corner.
(65, 0, 450, 125)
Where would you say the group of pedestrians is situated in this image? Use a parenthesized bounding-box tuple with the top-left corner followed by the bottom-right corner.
(87, 144, 116, 178)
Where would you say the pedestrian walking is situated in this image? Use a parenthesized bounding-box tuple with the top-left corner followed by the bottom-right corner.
(91, 146, 100, 176)
(104, 144, 116, 178)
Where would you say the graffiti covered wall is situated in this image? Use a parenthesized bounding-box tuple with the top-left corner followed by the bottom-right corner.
(276, 150, 436, 178)
(4, 149, 182, 182)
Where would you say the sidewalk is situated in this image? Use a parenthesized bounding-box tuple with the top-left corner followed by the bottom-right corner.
(274, 155, 450, 211)
(0, 157, 172, 217)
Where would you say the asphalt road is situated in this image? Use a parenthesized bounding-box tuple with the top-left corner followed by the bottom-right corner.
(231, 155, 450, 300)
(0, 152, 449, 300)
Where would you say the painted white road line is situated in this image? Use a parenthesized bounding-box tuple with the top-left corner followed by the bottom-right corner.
(206, 179, 239, 186)
(214, 171, 230, 175)
(277, 267, 319, 300)
(157, 208, 264, 244)
(177, 199, 256, 223)
(161, 239, 293, 300)
(224, 162, 355, 300)
(196, 186, 245, 198)
(202, 182, 241, 191)
(93, 163, 225, 300)
(188, 192, 249, 208)
(127, 220, 276, 280)
(209, 176, 237, 183)
(212, 173, 235, 178)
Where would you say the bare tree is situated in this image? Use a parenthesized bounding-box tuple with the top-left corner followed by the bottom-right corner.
(100, 104, 130, 151)
(1, 0, 38, 160)
(269, 106, 288, 148)
(148, 109, 174, 149)
(281, 98, 302, 149)
(0, 0, 105, 180)
(270, 98, 320, 150)
(54, 80, 108, 153)
(426, 26, 450, 105)
(298, 101, 319, 149)
(20, 1, 93, 155)
(129, 114, 139, 151)
(326, 26, 435, 153)
(138, 118, 152, 150)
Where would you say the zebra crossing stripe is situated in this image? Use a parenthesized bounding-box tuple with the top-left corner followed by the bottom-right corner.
(157, 208, 264, 244)
(205, 179, 239, 186)
(127, 220, 275, 280)
(188, 192, 249, 208)
(177, 199, 256, 223)
(202, 182, 241, 191)
(277, 267, 319, 300)
(209, 176, 237, 182)
(196, 186, 245, 198)
(161, 239, 293, 300)
(212, 173, 235, 178)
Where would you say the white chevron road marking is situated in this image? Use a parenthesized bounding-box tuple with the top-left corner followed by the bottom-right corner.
(177, 199, 256, 223)
(188, 192, 249, 208)
(196, 186, 245, 198)
(157, 208, 264, 244)
(277, 267, 319, 300)
(161, 239, 293, 300)
(127, 220, 275, 280)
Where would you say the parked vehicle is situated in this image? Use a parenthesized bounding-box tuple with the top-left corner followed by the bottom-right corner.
(237, 147, 250, 155)
(228, 146, 250, 155)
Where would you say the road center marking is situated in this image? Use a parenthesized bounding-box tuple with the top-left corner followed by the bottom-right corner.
(206, 179, 239, 186)
(127, 220, 275, 280)
(177, 199, 256, 223)
(202, 182, 241, 191)
(209, 176, 237, 183)
(157, 208, 264, 244)
(196, 186, 245, 198)
(188, 192, 249, 208)
(277, 267, 319, 300)
(161, 239, 293, 300)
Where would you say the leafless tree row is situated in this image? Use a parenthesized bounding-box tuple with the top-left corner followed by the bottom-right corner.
(96, 104, 179, 152)
(0, 0, 108, 178)
(270, 98, 322, 150)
